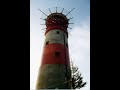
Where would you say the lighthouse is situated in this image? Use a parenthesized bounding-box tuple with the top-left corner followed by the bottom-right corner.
(36, 8, 74, 89)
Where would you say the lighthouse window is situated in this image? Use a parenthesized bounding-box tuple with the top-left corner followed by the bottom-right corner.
(57, 31, 59, 34)
(55, 52, 60, 56)
(46, 41, 49, 45)
(66, 43, 68, 48)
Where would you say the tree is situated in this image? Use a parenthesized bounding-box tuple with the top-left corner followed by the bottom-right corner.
(70, 62, 87, 89)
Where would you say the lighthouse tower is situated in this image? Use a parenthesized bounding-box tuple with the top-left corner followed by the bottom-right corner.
(36, 8, 74, 89)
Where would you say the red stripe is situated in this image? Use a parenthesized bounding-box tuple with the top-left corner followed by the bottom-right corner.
(41, 43, 70, 67)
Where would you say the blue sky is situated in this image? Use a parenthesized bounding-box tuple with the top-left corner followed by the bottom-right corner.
(30, 0, 90, 90)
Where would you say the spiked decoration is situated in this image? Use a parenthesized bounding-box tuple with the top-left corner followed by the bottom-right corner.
(39, 7, 74, 32)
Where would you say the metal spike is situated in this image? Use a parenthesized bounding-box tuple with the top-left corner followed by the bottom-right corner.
(69, 23, 74, 24)
(40, 18, 46, 20)
(61, 8, 64, 13)
(66, 8, 75, 16)
(68, 17, 73, 21)
(38, 9, 48, 16)
(56, 7, 57, 13)
(49, 8, 52, 14)
(68, 27, 72, 29)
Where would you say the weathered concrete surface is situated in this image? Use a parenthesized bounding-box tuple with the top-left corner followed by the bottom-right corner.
(36, 64, 71, 89)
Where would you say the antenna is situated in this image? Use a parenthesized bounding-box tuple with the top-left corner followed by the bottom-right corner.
(61, 8, 64, 13)
(56, 7, 57, 13)
(66, 8, 75, 16)
(38, 9, 48, 17)
(49, 8, 52, 14)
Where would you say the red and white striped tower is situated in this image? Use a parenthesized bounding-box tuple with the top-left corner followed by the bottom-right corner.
(36, 8, 74, 89)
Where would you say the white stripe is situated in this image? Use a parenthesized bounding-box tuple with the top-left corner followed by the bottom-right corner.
(44, 30, 68, 46)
